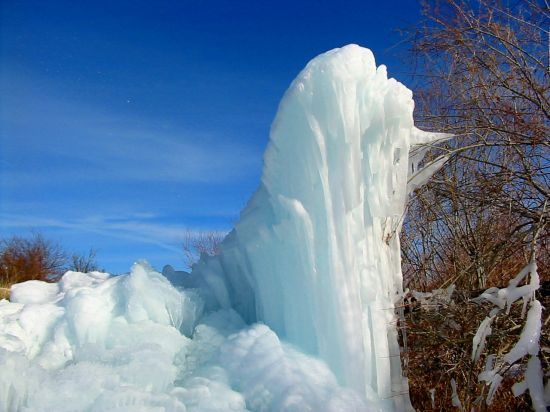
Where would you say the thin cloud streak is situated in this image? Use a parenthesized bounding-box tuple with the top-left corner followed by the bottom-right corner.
(0, 213, 229, 255)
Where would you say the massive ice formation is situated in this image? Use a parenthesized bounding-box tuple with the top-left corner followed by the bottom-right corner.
(191, 44, 447, 410)
(0, 45, 448, 411)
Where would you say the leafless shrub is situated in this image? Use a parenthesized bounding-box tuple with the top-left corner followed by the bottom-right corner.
(0, 235, 102, 300)
(0, 234, 66, 287)
(182, 230, 225, 269)
(67, 248, 99, 273)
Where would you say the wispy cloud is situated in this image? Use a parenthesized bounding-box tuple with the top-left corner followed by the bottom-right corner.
(0, 213, 229, 255)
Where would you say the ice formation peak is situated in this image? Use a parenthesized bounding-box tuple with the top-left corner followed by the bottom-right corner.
(192, 44, 445, 410)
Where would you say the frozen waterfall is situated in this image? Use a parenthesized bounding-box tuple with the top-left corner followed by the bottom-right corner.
(191, 44, 447, 410)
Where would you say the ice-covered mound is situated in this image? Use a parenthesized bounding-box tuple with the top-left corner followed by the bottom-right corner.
(190, 44, 445, 410)
(0, 263, 367, 411)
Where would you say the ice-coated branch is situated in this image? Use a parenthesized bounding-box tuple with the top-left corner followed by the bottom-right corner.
(472, 258, 546, 410)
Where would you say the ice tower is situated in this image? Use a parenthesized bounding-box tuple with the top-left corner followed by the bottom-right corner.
(192, 44, 447, 410)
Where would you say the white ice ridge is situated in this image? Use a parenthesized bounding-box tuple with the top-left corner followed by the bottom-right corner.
(190, 44, 448, 410)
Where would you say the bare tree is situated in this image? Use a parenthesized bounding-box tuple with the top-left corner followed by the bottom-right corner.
(403, 0, 549, 290)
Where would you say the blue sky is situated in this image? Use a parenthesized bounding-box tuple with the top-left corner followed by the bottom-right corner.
(0, 0, 421, 273)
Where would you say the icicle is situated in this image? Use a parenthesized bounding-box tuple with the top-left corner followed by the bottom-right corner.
(451, 379, 462, 410)
(503, 300, 542, 364)
(485, 373, 503, 405)
(471, 316, 494, 362)
(409, 128, 453, 146)
(407, 155, 449, 194)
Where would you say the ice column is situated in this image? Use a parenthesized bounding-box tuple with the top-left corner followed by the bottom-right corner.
(193, 44, 446, 410)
